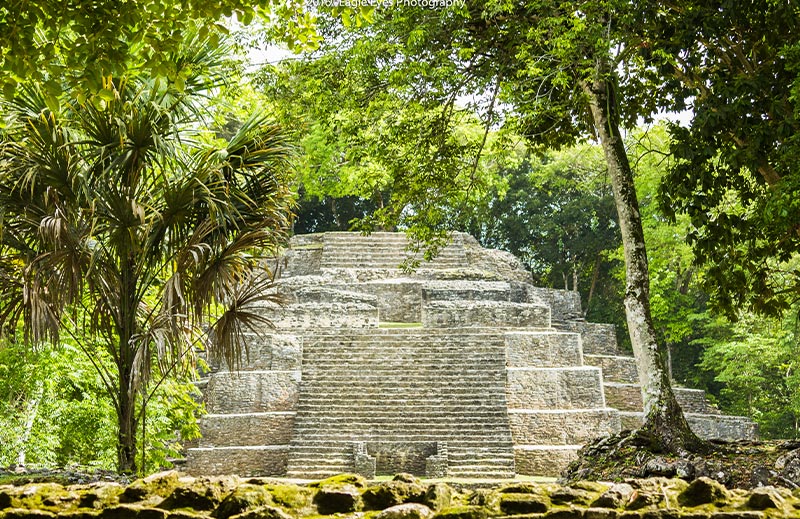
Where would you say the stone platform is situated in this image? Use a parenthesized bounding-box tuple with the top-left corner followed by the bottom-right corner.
(185, 232, 757, 478)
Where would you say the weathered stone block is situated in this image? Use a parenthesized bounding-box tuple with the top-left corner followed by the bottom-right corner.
(583, 355, 638, 383)
(508, 409, 620, 444)
(506, 367, 605, 409)
(558, 322, 619, 356)
(422, 301, 550, 328)
(505, 331, 583, 367)
(199, 412, 294, 447)
(514, 446, 579, 476)
(204, 371, 300, 414)
(184, 446, 288, 477)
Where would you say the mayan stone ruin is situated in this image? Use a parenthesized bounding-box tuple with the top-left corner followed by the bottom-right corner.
(184, 232, 757, 479)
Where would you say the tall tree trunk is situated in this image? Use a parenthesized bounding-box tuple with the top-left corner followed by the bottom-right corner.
(586, 254, 601, 316)
(117, 251, 139, 473)
(582, 66, 703, 454)
(117, 380, 137, 473)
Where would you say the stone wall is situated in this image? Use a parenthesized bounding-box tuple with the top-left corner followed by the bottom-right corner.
(422, 301, 550, 328)
(199, 412, 295, 447)
(508, 409, 620, 444)
(184, 446, 288, 476)
(506, 367, 606, 409)
(204, 371, 300, 414)
(504, 331, 583, 367)
(527, 287, 583, 322)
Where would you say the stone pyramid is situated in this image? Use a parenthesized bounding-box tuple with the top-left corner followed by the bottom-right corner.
(185, 232, 757, 478)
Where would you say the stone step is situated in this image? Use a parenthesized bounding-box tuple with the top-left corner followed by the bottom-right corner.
(288, 440, 513, 450)
(301, 357, 506, 365)
(295, 401, 508, 410)
(290, 409, 510, 425)
(304, 340, 507, 348)
(289, 434, 514, 443)
(305, 329, 508, 338)
(320, 252, 467, 260)
(299, 373, 508, 382)
(583, 354, 639, 383)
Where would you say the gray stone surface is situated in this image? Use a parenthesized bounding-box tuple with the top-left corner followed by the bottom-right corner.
(204, 371, 300, 414)
(422, 301, 550, 328)
(505, 331, 583, 367)
(508, 409, 620, 445)
(506, 367, 606, 410)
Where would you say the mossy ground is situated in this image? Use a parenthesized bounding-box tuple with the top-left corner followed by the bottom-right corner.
(563, 432, 800, 490)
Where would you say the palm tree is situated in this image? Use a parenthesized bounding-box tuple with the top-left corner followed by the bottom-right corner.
(0, 42, 295, 473)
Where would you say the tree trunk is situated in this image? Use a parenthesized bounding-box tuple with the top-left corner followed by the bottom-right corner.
(586, 254, 601, 316)
(117, 364, 138, 473)
(582, 67, 703, 454)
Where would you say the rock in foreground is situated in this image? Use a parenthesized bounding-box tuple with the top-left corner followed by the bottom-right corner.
(2, 472, 800, 518)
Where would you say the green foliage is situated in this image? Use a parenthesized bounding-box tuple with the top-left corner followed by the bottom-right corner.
(0, 37, 294, 472)
(0, 338, 202, 470)
(634, 0, 800, 318)
(0, 1, 324, 99)
(256, 35, 519, 241)
(697, 312, 800, 439)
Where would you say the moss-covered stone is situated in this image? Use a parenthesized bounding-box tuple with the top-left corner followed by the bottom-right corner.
(549, 486, 598, 506)
(362, 481, 426, 510)
(1, 509, 57, 519)
(99, 504, 169, 518)
(158, 477, 238, 512)
(166, 511, 209, 519)
(496, 483, 538, 494)
(392, 475, 421, 485)
(375, 503, 434, 519)
(213, 485, 272, 519)
(745, 487, 785, 510)
(121, 472, 182, 504)
(76, 483, 124, 510)
(309, 474, 367, 490)
(263, 484, 313, 511)
(591, 483, 634, 509)
(498, 493, 549, 515)
(1, 489, 13, 510)
(313, 484, 362, 515)
(422, 484, 452, 511)
(228, 505, 294, 519)
(678, 478, 729, 507)
(433, 505, 488, 519)
(583, 507, 618, 519)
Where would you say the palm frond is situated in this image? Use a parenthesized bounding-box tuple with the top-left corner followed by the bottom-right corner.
(207, 272, 283, 371)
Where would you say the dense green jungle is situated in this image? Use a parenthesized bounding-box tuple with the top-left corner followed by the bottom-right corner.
(0, 0, 798, 482)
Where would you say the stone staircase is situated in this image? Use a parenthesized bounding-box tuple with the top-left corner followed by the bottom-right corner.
(185, 231, 757, 479)
(319, 232, 468, 270)
(286, 329, 515, 479)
